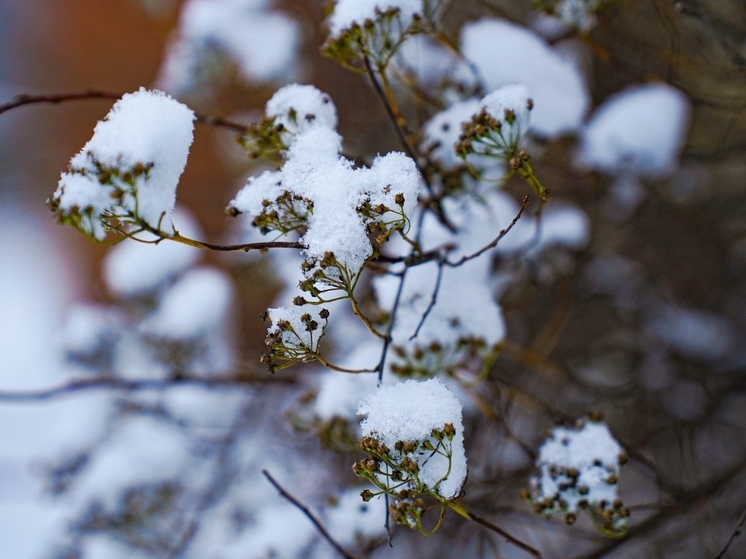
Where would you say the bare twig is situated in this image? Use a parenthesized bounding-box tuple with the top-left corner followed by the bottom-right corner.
(714, 506, 746, 559)
(448, 502, 541, 558)
(0, 375, 293, 403)
(409, 257, 444, 340)
(0, 90, 251, 134)
(262, 470, 360, 559)
(446, 195, 530, 267)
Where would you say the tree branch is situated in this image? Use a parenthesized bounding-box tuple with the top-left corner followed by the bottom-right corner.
(0, 375, 294, 403)
(262, 470, 360, 559)
(446, 195, 530, 267)
(0, 90, 251, 134)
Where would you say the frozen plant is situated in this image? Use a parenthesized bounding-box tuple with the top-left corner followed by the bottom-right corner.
(323, 0, 447, 68)
(525, 413, 630, 537)
(354, 378, 468, 533)
(457, 84, 550, 200)
(49, 88, 195, 241)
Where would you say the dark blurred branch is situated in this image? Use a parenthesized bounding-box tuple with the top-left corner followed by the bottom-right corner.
(0, 375, 293, 402)
(0, 90, 251, 134)
(445, 196, 530, 267)
(262, 470, 360, 559)
(714, 506, 746, 559)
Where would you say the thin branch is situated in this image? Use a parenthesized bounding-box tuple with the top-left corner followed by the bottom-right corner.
(446, 195, 530, 267)
(362, 56, 421, 172)
(409, 257, 444, 340)
(167, 231, 303, 253)
(0, 90, 251, 134)
(0, 375, 293, 403)
(714, 506, 746, 559)
(262, 470, 360, 559)
(448, 502, 541, 558)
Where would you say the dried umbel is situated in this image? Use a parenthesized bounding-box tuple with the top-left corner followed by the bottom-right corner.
(455, 84, 550, 201)
(526, 413, 629, 537)
(322, 1, 446, 68)
(354, 379, 467, 535)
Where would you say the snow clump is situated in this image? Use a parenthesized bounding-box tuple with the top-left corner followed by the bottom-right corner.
(576, 83, 690, 178)
(529, 416, 629, 534)
(358, 378, 467, 499)
(51, 88, 195, 240)
(461, 18, 590, 138)
(327, 0, 424, 38)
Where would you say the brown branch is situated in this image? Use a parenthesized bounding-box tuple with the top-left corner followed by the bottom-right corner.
(167, 231, 304, 253)
(446, 195, 530, 267)
(0, 90, 251, 134)
(409, 257, 444, 340)
(448, 502, 541, 558)
(262, 470, 360, 559)
(0, 375, 293, 403)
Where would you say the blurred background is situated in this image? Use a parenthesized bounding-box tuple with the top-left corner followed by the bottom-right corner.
(0, 0, 745, 557)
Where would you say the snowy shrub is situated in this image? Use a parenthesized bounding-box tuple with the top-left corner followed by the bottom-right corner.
(3, 0, 719, 556)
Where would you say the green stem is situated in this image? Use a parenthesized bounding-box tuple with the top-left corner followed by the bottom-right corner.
(518, 159, 551, 202)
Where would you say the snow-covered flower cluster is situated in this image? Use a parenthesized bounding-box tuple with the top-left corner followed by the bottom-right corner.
(49, 88, 195, 241)
(229, 84, 420, 369)
(323, 0, 444, 67)
(355, 379, 467, 532)
(527, 415, 629, 536)
(30, 0, 714, 553)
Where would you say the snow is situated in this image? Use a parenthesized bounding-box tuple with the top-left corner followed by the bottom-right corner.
(474, 83, 533, 157)
(266, 83, 338, 138)
(532, 419, 625, 516)
(328, 0, 423, 37)
(646, 303, 734, 361)
(266, 306, 325, 352)
(394, 34, 478, 92)
(73, 416, 189, 508)
(461, 18, 590, 138)
(142, 267, 233, 340)
(324, 487, 387, 546)
(53, 88, 195, 239)
(230, 87, 421, 287)
(576, 83, 690, 178)
(423, 99, 482, 169)
(374, 190, 589, 369)
(157, 0, 299, 93)
(313, 352, 380, 422)
(358, 378, 467, 499)
(103, 208, 202, 297)
(220, 503, 315, 558)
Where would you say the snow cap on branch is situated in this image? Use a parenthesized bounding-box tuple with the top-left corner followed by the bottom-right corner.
(328, 0, 424, 37)
(358, 378, 467, 499)
(266, 83, 338, 138)
(530, 416, 629, 534)
(51, 88, 195, 240)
